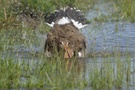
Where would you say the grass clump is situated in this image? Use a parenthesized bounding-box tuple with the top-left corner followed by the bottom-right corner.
(88, 55, 132, 90)
(114, 0, 135, 22)
(0, 58, 21, 88)
(89, 62, 114, 89)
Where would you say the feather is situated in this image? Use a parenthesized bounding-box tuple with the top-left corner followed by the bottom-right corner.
(45, 6, 87, 29)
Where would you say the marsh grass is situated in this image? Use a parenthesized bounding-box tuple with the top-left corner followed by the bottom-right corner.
(0, 0, 135, 89)
(0, 27, 134, 89)
(116, 0, 135, 22)
(108, 0, 135, 22)
(0, 57, 21, 88)
(88, 54, 133, 90)
(86, 0, 135, 22)
(0, 0, 94, 30)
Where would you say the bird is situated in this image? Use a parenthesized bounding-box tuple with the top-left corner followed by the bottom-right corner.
(44, 6, 87, 58)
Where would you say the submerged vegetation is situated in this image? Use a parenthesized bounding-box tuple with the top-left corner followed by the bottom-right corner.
(0, 0, 135, 89)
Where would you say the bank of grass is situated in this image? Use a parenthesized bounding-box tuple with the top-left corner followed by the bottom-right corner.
(1, 0, 135, 31)
(0, 51, 133, 89)
(0, 52, 86, 89)
(113, 0, 135, 22)
(90, 0, 135, 22)
(0, 0, 94, 30)
(116, 0, 135, 22)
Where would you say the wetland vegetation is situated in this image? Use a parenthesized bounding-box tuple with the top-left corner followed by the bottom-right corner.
(0, 0, 135, 89)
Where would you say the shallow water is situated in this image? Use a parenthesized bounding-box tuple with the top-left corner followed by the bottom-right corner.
(81, 0, 135, 89)
(83, 0, 135, 55)
(83, 22, 135, 55)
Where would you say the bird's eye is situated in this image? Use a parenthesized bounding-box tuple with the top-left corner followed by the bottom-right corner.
(60, 41, 64, 45)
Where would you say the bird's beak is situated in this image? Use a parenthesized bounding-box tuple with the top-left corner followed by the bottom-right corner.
(64, 47, 74, 58)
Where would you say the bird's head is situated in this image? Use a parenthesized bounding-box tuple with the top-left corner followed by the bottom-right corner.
(59, 39, 74, 58)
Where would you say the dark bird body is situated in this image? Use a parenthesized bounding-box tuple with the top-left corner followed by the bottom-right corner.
(44, 6, 87, 58)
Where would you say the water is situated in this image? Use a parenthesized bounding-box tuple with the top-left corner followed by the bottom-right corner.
(83, 0, 135, 61)
(83, 0, 135, 55)
(83, 22, 135, 55)
(81, 0, 135, 89)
